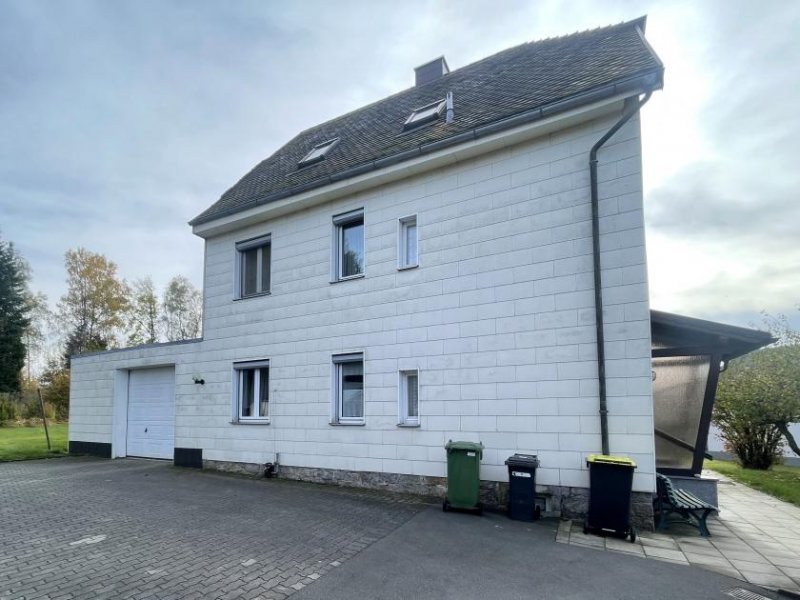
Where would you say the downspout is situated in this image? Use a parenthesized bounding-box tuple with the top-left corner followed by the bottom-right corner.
(590, 92, 652, 456)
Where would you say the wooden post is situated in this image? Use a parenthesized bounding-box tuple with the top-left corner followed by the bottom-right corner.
(37, 388, 51, 451)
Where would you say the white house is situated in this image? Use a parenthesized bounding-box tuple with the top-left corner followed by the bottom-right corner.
(70, 18, 769, 524)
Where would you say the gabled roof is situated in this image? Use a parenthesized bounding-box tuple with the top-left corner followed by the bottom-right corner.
(191, 17, 663, 227)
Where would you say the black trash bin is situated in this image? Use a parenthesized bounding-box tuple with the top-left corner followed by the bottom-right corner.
(584, 454, 637, 542)
(505, 453, 540, 521)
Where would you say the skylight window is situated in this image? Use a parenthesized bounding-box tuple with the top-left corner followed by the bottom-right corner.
(403, 99, 446, 130)
(298, 138, 339, 167)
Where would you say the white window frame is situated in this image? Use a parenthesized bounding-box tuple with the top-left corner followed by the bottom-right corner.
(404, 99, 446, 130)
(331, 352, 365, 425)
(332, 209, 365, 282)
(398, 370, 420, 426)
(397, 215, 418, 270)
(232, 360, 270, 423)
(235, 234, 271, 299)
(298, 138, 339, 167)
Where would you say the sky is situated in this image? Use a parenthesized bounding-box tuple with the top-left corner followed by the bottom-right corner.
(2, 0, 799, 334)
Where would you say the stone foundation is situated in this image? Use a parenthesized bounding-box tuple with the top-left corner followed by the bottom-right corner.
(202, 460, 654, 530)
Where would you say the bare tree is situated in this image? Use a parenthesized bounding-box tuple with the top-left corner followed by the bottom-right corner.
(57, 248, 129, 359)
(127, 277, 161, 345)
(162, 276, 202, 341)
(23, 291, 50, 380)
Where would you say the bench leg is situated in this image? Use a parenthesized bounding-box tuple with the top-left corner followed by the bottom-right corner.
(697, 510, 712, 537)
(657, 508, 669, 532)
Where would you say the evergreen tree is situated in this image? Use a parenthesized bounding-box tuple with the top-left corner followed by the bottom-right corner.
(0, 234, 32, 393)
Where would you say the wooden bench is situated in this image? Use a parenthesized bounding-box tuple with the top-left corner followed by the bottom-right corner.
(655, 473, 717, 537)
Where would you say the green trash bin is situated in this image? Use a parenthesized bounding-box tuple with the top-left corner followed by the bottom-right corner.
(443, 440, 483, 514)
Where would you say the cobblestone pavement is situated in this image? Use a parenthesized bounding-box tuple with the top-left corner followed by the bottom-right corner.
(0, 458, 427, 600)
(556, 471, 800, 593)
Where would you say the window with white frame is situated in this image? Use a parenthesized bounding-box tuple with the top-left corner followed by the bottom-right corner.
(398, 215, 418, 269)
(332, 353, 364, 424)
(403, 100, 446, 130)
(234, 360, 270, 421)
(298, 138, 339, 168)
(236, 235, 271, 298)
(399, 370, 419, 425)
(333, 209, 364, 281)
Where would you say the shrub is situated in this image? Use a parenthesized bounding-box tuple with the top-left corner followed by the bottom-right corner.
(40, 366, 70, 420)
(0, 393, 20, 423)
(714, 344, 800, 469)
(20, 396, 55, 421)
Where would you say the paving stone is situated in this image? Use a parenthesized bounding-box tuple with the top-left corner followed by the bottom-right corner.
(676, 542, 722, 557)
(639, 537, 679, 550)
(0, 458, 425, 600)
(568, 534, 605, 549)
(701, 564, 744, 581)
(717, 550, 771, 564)
(605, 539, 644, 556)
(728, 560, 783, 575)
(738, 571, 797, 589)
(779, 566, 800, 580)
(683, 553, 733, 567)
(642, 547, 687, 562)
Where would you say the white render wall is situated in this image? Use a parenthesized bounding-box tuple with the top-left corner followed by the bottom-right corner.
(70, 108, 656, 492)
(69, 341, 203, 449)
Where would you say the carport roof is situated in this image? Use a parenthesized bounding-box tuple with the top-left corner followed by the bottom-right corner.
(650, 309, 775, 361)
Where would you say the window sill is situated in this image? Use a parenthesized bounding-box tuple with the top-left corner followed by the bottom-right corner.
(234, 291, 271, 301)
(230, 419, 271, 425)
(397, 264, 418, 271)
(330, 274, 365, 284)
(329, 420, 366, 426)
(397, 422, 420, 428)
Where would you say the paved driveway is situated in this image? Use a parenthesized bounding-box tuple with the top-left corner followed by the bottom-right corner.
(0, 458, 778, 600)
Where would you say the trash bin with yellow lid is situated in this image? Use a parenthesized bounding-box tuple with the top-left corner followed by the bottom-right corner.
(583, 454, 637, 542)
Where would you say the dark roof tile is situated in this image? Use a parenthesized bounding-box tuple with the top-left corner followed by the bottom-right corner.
(191, 17, 662, 226)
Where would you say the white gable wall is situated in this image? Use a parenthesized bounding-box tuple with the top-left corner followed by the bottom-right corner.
(70, 108, 655, 492)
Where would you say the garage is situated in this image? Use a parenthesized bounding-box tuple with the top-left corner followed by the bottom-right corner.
(126, 367, 175, 459)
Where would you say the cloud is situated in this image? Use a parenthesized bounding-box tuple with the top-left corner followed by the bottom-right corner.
(647, 163, 799, 249)
(1, 0, 798, 339)
(642, 1, 800, 326)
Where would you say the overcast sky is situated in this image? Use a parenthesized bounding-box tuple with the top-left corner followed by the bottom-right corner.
(2, 0, 798, 332)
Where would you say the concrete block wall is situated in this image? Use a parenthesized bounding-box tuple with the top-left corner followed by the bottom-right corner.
(69, 341, 204, 448)
(70, 108, 656, 493)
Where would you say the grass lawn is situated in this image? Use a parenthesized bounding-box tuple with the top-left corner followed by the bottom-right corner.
(0, 423, 69, 462)
(705, 458, 800, 507)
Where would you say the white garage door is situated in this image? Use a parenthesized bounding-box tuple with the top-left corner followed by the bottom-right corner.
(126, 367, 175, 459)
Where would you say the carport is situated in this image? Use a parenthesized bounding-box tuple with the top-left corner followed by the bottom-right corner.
(650, 310, 774, 476)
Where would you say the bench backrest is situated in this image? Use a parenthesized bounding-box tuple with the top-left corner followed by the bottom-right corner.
(656, 473, 677, 503)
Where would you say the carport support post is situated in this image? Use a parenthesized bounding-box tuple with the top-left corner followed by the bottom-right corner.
(37, 388, 51, 451)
